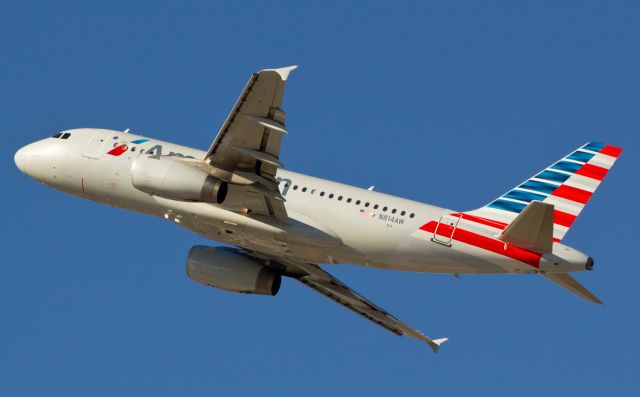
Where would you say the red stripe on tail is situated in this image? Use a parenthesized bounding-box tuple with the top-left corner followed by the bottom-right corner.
(554, 210, 577, 228)
(452, 213, 508, 230)
(600, 145, 623, 158)
(575, 164, 608, 181)
(552, 185, 592, 204)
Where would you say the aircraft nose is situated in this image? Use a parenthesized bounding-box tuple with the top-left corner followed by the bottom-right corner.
(14, 140, 60, 180)
(14, 145, 29, 174)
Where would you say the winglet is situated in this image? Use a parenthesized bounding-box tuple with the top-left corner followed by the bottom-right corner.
(429, 338, 449, 353)
(262, 65, 298, 81)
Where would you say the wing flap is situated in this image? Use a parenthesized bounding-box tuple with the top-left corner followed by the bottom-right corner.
(206, 66, 296, 166)
(201, 66, 297, 224)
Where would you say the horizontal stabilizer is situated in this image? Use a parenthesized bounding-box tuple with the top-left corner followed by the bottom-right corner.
(544, 272, 603, 304)
(498, 201, 554, 252)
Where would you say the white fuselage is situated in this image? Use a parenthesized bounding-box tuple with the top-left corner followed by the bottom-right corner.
(15, 129, 591, 275)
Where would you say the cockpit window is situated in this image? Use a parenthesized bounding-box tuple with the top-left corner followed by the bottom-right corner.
(61, 133, 71, 139)
(52, 133, 62, 138)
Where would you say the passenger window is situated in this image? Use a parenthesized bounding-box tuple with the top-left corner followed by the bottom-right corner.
(329, 194, 334, 198)
(320, 192, 325, 196)
(61, 133, 70, 139)
(347, 198, 352, 203)
(365, 202, 370, 207)
(410, 213, 415, 218)
(302, 187, 307, 192)
(338, 196, 343, 201)
(401, 211, 406, 216)
(131, 147, 136, 152)
(392, 209, 397, 214)
(383, 206, 388, 212)
(356, 200, 361, 205)
(374, 204, 379, 209)
(293, 185, 298, 190)
(52, 133, 62, 138)
(311, 189, 316, 194)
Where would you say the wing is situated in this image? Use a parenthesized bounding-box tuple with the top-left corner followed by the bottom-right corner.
(205, 66, 298, 223)
(274, 258, 448, 352)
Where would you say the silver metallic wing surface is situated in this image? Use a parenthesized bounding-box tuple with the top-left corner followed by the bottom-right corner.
(205, 66, 297, 223)
(275, 258, 448, 352)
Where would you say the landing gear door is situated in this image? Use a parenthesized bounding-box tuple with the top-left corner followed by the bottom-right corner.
(83, 132, 109, 159)
(431, 214, 460, 246)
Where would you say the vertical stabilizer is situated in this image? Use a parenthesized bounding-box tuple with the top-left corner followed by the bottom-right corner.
(465, 142, 622, 242)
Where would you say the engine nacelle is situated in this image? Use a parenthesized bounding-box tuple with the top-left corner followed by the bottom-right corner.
(131, 156, 227, 204)
(186, 246, 281, 296)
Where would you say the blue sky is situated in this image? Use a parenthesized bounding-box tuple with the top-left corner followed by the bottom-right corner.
(2, 1, 638, 395)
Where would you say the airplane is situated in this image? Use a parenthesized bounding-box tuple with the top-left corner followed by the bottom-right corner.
(14, 66, 622, 352)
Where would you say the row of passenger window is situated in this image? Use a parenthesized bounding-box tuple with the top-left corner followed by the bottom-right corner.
(284, 182, 415, 218)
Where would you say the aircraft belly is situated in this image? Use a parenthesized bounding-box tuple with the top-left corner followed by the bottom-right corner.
(377, 228, 546, 274)
(179, 218, 333, 262)
(373, 237, 506, 274)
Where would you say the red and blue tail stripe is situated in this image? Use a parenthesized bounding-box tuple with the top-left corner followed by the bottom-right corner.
(465, 141, 622, 242)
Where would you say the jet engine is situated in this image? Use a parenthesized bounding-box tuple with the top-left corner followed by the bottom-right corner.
(186, 246, 281, 296)
(131, 156, 227, 204)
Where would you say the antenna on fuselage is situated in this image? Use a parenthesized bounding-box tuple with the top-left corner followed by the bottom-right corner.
(367, 186, 375, 191)
(123, 128, 130, 134)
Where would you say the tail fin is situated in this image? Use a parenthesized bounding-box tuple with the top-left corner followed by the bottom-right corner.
(465, 142, 622, 242)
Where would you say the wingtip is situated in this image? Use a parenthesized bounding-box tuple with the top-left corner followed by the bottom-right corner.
(429, 337, 449, 353)
(262, 65, 298, 81)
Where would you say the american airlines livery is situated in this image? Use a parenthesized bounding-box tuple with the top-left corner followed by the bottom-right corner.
(14, 66, 622, 352)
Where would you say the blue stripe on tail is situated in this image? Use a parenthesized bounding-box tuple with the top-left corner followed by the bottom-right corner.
(535, 170, 571, 183)
(503, 189, 547, 202)
(519, 180, 558, 194)
(488, 200, 526, 213)
(582, 142, 605, 152)
(550, 161, 582, 173)
(567, 150, 595, 163)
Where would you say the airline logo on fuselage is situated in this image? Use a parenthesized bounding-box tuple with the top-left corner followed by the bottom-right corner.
(107, 139, 196, 159)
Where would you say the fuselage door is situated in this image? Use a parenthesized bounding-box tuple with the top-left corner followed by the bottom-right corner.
(83, 131, 109, 159)
(431, 214, 460, 246)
